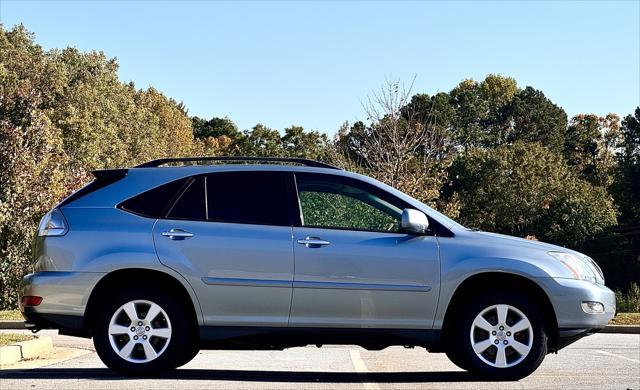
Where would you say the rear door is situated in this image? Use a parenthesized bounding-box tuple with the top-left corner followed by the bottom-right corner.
(153, 171, 296, 326)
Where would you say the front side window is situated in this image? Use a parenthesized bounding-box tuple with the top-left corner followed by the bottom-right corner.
(296, 173, 404, 233)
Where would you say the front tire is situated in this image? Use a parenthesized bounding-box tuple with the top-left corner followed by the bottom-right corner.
(446, 291, 548, 380)
(92, 286, 193, 375)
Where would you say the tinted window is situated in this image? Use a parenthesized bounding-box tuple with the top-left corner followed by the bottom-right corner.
(62, 169, 128, 207)
(296, 174, 403, 232)
(119, 177, 189, 218)
(206, 172, 290, 226)
(167, 177, 206, 220)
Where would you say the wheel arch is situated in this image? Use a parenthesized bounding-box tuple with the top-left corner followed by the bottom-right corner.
(441, 272, 559, 350)
(83, 268, 201, 338)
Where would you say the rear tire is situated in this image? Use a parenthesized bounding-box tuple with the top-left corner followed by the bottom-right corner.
(92, 285, 194, 375)
(445, 290, 548, 380)
(174, 343, 200, 368)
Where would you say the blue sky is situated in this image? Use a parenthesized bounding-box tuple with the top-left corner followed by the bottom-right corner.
(1, 1, 638, 134)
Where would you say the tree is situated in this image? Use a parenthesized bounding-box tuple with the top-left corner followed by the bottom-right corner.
(564, 113, 621, 187)
(235, 124, 284, 156)
(281, 125, 329, 160)
(448, 74, 517, 148)
(446, 142, 617, 246)
(611, 107, 640, 224)
(192, 116, 240, 140)
(0, 25, 69, 308)
(619, 107, 640, 163)
(506, 87, 568, 152)
(564, 114, 600, 180)
(333, 78, 452, 207)
(449, 79, 487, 149)
(0, 25, 197, 308)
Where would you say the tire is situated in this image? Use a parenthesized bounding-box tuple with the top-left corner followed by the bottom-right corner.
(92, 285, 195, 375)
(174, 343, 200, 368)
(445, 290, 548, 380)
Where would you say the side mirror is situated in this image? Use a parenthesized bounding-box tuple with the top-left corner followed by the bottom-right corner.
(401, 208, 429, 234)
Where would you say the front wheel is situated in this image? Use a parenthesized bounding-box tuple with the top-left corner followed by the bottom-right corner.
(92, 286, 193, 375)
(446, 291, 548, 380)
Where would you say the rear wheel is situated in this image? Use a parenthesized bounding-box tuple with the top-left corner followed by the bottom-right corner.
(93, 286, 193, 375)
(445, 291, 547, 380)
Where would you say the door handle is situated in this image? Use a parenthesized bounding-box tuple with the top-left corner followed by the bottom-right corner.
(161, 228, 194, 240)
(297, 236, 330, 248)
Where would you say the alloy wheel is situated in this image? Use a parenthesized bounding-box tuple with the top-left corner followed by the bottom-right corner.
(469, 304, 533, 368)
(107, 299, 172, 363)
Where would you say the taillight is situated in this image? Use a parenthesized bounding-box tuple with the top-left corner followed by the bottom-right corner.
(21, 296, 43, 306)
(37, 208, 68, 237)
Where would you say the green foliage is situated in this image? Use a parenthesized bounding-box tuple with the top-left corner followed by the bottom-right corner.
(229, 123, 329, 159)
(507, 87, 568, 152)
(449, 75, 518, 148)
(446, 142, 617, 246)
(564, 113, 621, 187)
(564, 114, 600, 176)
(615, 282, 640, 313)
(192, 116, 239, 140)
(0, 25, 196, 308)
(612, 108, 640, 225)
(0, 26, 69, 308)
(299, 192, 398, 232)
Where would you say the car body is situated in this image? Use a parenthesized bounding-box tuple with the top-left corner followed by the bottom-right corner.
(19, 157, 615, 379)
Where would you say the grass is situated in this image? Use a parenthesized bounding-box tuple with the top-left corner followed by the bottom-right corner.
(609, 312, 640, 325)
(0, 310, 22, 321)
(0, 333, 35, 347)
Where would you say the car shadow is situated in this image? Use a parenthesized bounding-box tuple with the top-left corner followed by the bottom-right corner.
(0, 368, 494, 383)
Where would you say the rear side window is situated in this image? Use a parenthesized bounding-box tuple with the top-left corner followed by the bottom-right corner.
(60, 169, 128, 207)
(206, 172, 291, 226)
(167, 177, 206, 220)
(119, 177, 189, 218)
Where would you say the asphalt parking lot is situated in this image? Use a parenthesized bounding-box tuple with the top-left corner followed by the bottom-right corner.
(1, 332, 638, 389)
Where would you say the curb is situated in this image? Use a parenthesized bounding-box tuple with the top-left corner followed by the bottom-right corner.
(599, 325, 640, 334)
(0, 336, 53, 367)
(0, 321, 25, 330)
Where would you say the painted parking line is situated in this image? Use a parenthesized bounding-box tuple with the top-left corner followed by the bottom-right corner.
(595, 349, 640, 364)
(349, 349, 381, 390)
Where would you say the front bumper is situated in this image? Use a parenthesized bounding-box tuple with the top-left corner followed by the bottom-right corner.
(536, 277, 615, 338)
(531, 277, 615, 351)
(19, 271, 105, 333)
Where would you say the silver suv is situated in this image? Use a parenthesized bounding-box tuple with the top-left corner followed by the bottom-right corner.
(19, 157, 615, 379)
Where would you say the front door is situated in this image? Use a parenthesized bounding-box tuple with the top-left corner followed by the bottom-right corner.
(289, 173, 440, 329)
(154, 171, 295, 326)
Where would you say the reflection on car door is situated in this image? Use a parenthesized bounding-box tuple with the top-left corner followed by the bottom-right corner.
(289, 173, 440, 328)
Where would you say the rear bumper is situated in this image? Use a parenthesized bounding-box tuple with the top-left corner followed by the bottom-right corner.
(21, 307, 84, 332)
(19, 271, 104, 335)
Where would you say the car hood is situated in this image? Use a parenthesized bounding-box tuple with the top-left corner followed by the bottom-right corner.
(471, 231, 576, 254)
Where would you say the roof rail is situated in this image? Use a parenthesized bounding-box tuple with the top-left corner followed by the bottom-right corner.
(134, 156, 342, 170)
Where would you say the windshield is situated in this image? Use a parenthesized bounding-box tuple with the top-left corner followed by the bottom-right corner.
(423, 205, 465, 230)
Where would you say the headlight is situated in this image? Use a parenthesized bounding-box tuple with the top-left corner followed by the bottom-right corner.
(37, 208, 68, 237)
(548, 251, 597, 283)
